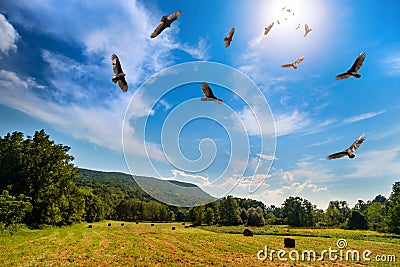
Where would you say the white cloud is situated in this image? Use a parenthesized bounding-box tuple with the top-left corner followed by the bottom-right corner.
(344, 110, 386, 124)
(0, 14, 19, 55)
(258, 153, 277, 161)
(274, 111, 312, 136)
(345, 147, 400, 179)
(168, 169, 210, 186)
(383, 55, 400, 75)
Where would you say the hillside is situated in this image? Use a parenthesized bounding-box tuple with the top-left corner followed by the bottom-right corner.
(77, 168, 215, 207)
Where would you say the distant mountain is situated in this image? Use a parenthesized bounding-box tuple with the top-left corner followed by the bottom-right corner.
(77, 168, 215, 207)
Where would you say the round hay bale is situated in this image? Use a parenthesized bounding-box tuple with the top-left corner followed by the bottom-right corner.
(88, 225, 93, 228)
(243, 228, 253, 237)
(182, 222, 185, 225)
(172, 226, 176, 230)
(284, 237, 295, 248)
(184, 225, 189, 228)
(151, 223, 154, 226)
(136, 221, 139, 224)
(108, 223, 112, 227)
(121, 223, 124, 226)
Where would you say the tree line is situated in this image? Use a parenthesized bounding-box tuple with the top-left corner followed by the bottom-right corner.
(0, 130, 399, 235)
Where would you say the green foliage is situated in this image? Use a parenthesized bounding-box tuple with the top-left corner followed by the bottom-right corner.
(218, 196, 242, 226)
(0, 190, 32, 226)
(347, 210, 368, 230)
(204, 207, 215, 226)
(0, 130, 82, 226)
(247, 207, 265, 226)
(281, 196, 315, 227)
(366, 202, 386, 231)
(325, 200, 350, 227)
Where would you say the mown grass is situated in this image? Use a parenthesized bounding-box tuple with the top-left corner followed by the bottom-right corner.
(1, 222, 399, 266)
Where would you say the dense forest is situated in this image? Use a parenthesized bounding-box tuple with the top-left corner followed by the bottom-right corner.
(1, 130, 399, 235)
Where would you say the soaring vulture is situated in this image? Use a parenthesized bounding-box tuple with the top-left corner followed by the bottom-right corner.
(335, 52, 366, 80)
(200, 83, 223, 104)
(264, 22, 274, 35)
(327, 135, 366, 160)
(111, 54, 128, 92)
(295, 23, 301, 30)
(224, 27, 235, 48)
(150, 10, 182, 38)
(281, 56, 305, 69)
(304, 24, 312, 37)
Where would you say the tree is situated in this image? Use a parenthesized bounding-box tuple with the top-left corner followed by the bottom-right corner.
(281, 197, 315, 227)
(347, 210, 368, 230)
(366, 201, 385, 231)
(386, 182, 400, 234)
(218, 196, 242, 226)
(204, 207, 215, 226)
(0, 130, 83, 226)
(240, 208, 248, 225)
(144, 201, 161, 222)
(190, 206, 205, 226)
(325, 200, 350, 227)
(0, 190, 32, 226)
(247, 207, 265, 226)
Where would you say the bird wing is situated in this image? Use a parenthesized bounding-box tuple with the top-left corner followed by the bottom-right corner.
(167, 10, 181, 23)
(304, 24, 312, 37)
(295, 56, 305, 65)
(335, 72, 351, 80)
(117, 78, 128, 92)
(348, 135, 366, 153)
(327, 151, 348, 160)
(150, 21, 166, 38)
(111, 54, 123, 75)
(201, 82, 217, 99)
(349, 52, 366, 73)
(264, 22, 274, 35)
(281, 63, 293, 68)
(224, 28, 235, 47)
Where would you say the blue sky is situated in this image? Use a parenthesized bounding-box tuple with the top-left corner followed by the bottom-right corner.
(0, 0, 399, 208)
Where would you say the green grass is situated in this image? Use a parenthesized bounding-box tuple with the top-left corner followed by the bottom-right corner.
(1, 222, 399, 266)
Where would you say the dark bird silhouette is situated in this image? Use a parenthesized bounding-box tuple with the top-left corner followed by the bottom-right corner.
(327, 135, 366, 160)
(295, 23, 301, 30)
(335, 52, 366, 80)
(111, 54, 128, 92)
(277, 20, 281, 25)
(150, 10, 181, 38)
(304, 24, 312, 37)
(281, 56, 305, 69)
(200, 83, 223, 104)
(224, 28, 235, 48)
(264, 22, 274, 35)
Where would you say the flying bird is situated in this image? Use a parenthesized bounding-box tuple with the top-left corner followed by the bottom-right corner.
(295, 23, 301, 30)
(277, 20, 281, 25)
(224, 27, 235, 48)
(150, 10, 181, 38)
(281, 56, 305, 69)
(327, 135, 366, 160)
(200, 83, 223, 104)
(111, 54, 128, 92)
(264, 22, 274, 35)
(335, 52, 366, 80)
(304, 24, 312, 37)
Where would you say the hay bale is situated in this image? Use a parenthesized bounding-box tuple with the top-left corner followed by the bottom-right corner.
(121, 223, 124, 226)
(151, 223, 154, 226)
(108, 223, 112, 227)
(184, 225, 189, 228)
(243, 229, 253, 236)
(172, 227, 176, 230)
(136, 221, 139, 224)
(182, 222, 185, 225)
(88, 225, 93, 228)
(284, 238, 295, 248)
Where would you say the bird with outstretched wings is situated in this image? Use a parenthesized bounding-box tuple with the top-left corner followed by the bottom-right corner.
(335, 52, 366, 80)
(295, 23, 301, 30)
(111, 54, 128, 92)
(327, 135, 366, 160)
(150, 10, 182, 38)
(281, 56, 305, 69)
(224, 27, 235, 48)
(264, 22, 274, 35)
(304, 24, 312, 37)
(200, 83, 223, 104)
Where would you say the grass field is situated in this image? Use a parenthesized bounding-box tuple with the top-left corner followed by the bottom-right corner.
(1, 222, 399, 266)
